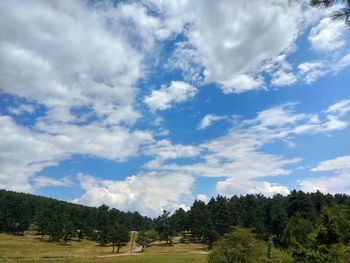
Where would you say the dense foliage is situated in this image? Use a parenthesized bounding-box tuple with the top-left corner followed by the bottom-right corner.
(0, 189, 152, 251)
(166, 191, 350, 262)
(208, 227, 267, 263)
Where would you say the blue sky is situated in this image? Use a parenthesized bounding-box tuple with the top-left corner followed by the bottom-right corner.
(1, 0, 350, 217)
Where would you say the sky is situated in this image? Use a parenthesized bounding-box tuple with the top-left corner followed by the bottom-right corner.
(1, 0, 350, 217)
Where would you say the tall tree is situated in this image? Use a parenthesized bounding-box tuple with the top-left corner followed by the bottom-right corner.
(208, 196, 231, 236)
(188, 200, 218, 248)
(155, 210, 174, 244)
(108, 224, 130, 253)
(170, 208, 188, 233)
(268, 194, 288, 245)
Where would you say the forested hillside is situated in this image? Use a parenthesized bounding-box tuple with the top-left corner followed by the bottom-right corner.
(0, 190, 153, 241)
(1, 189, 350, 261)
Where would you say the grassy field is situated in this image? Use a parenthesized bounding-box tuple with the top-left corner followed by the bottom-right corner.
(0, 233, 208, 263)
(18, 254, 207, 263)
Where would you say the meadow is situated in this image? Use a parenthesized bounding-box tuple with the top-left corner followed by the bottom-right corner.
(0, 233, 207, 263)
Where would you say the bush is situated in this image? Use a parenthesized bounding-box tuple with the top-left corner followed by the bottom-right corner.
(208, 226, 267, 263)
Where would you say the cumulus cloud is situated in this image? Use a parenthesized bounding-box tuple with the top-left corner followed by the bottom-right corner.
(300, 155, 350, 194)
(156, 0, 314, 92)
(0, 0, 159, 125)
(0, 0, 158, 193)
(144, 81, 197, 111)
(1, 0, 350, 215)
(74, 173, 195, 217)
(196, 194, 210, 203)
(0, 115, 153, 192)
(0, 116, 67, 192)
(309, 17, 346, 52)
(271, 70, 297, 86)
(220, 74, 264, 94)
(298, 61, 326, 83)
(299, 173, 350, 194)
(217, 179, 290, 197)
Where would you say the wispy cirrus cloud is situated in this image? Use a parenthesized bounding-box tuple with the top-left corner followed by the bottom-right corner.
(198, 114, 228, 130)
(143, 101, 350, 197)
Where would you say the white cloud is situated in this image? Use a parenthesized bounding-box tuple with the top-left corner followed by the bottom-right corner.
(153, 116, 165, 126)
(74, 173, 195, 217)
(7, 104, 35, 115)
(311, 155, 350, 172)
(0, 0, 158, 125)
(32, 176, 72, 189)
(198, 114, 227, 130)
(297, 51, 350, 84)
(157, 0, 314, 92)
(147, 101, 350, 196)
(196, 194, 210, 203)
(309, 17, 346, 52)
(271, 70, 297, 86)
(323, 115, 348, 131)
(298, 61, 326, 83)
(1, 0, 350, 214)
(326, 99, 350, 116)
(0, 0, 163, 194)
(220, 74, 264, 94)
(217, 179, 290, 197)
(300, 155, 350, 194)
(0, 116, 67, 192)
(144, 81, 197, 111)
(35, 121, 153, 161)
(143, 139, 200, 169)
(300, 173, 350, 194)
(0, 115, 153, 192)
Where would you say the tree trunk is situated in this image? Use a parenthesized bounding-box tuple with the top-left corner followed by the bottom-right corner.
(117, 244, 120, 253)
(112, 243, 115, 253)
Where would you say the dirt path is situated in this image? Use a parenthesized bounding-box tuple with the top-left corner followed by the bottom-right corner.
(96, 248, 209, 258)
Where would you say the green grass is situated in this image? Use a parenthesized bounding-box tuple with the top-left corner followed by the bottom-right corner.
(18, 254, 207, 263)
(0, 233, 207, 263)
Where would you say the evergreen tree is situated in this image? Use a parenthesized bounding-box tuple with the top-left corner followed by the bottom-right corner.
(188, 200, 218, 248)
(268, 194, 288, 245)
(208, 196, 231, 236)
(108, 224, 130, 253)
(155, 210, 174, 244)
(310, 0, 350, 28)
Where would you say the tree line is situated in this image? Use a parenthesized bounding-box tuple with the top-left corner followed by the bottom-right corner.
(165, 190, 350, 262)
(0, 189, 152, 251)
(1, 189, 350, 260)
